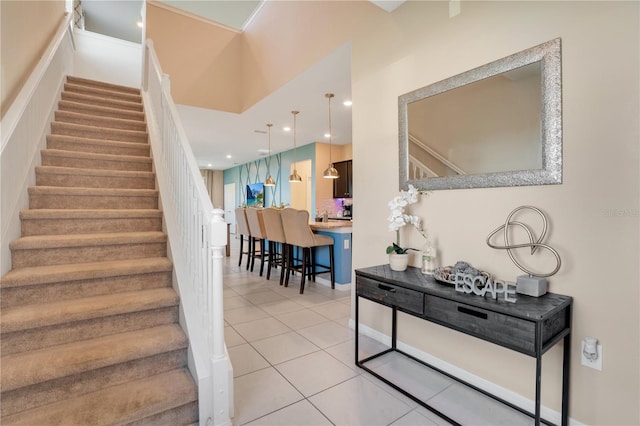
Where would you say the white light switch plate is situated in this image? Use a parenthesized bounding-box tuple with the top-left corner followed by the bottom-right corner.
(344, 239, 350, 250)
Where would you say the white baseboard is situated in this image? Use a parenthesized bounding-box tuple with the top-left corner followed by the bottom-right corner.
(348, 319, 584, 426)
(314, 276, 351, 291)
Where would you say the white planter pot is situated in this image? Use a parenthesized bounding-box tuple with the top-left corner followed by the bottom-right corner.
(389, 253, 410, 271)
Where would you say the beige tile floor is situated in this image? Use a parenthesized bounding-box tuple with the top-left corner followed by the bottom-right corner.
(224, 238, 534, 426)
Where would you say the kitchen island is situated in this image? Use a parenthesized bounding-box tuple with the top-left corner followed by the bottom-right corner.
(310, 221, 352, 286)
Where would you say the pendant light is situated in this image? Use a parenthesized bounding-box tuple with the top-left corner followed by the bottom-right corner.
(288, 111, 302, 183)
(264, 123, 276, 186)
(323, 93, 339, 179)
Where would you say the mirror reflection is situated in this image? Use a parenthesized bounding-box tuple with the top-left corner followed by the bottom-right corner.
(408, 62, 541, 178)
(399, 38, 562, 191)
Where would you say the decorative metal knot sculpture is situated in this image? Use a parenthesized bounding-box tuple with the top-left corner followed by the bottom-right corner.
(486, 206, 561, 297)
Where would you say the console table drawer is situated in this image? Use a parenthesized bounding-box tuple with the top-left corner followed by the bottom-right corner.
(357, 277, 424, 315)
(424, 296, 536, 354)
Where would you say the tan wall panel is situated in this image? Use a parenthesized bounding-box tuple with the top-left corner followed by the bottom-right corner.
(146, 2, 242, 112)
(146, 1, 384, 112)
(0, 0, 65, 117)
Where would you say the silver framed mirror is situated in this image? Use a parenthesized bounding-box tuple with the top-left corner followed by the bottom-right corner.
(399, 38, 562, 191)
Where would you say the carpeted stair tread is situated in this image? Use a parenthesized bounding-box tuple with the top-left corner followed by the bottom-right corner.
(20, 208, 162, 236)
(1, 288, 179, 333)
(35, 166, 156, 189)
(28, 186, 159, 210)
(0, 75, 196, 424)
(64, 83, 142, 104)
(55, 110, 147, 132)
(46, 134, 150, 157)
(61, 91, 143, 111)
(1, 324, 187, 391)
(51, 121, 148, 144)
(41, 149, 153, 171)
(36, 165, 154, 180)
(10, 231, 166, 251)
(20, 208, 162, 222)
(58, 99, 145, 122)
(66, 75, 141, 95)
(29, 185, 158, 198)
(1, 369, 196, 426)
(0, 257, 172, 288)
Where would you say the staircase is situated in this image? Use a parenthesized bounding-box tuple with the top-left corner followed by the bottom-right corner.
(0, 76, 198, 425)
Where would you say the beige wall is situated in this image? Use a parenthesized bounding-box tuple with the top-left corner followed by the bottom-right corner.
(147, 1, 384, 112)
(146, 2, 243, 113)
(148, 1, 637, 423)
(0, 0, 65, 117)
(239, 0, 383, 111)
(351, 1, 638, 425)
(201, 169, 224, 208)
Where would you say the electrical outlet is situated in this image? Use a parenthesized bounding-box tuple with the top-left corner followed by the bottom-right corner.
(581, 341, 603, 371)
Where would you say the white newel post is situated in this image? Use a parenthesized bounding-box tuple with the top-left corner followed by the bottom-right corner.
(208, 209, 232, 426)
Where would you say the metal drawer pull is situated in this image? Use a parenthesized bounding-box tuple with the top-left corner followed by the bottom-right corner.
(457, 306, 487, 320)
(378, 284, 396, 293)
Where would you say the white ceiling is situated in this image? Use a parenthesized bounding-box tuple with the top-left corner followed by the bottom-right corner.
(179, 42, 352, 170)
(82, 0, 144, 43)
(157, 0, 263, 31)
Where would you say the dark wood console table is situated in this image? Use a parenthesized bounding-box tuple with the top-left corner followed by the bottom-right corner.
(355, 265, 572, 426)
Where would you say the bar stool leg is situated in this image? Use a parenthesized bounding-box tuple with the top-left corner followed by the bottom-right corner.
(259, 239, 266, 277)
(238, 236, 244, 267)
(300, 247, 309, 294)
(284, 244, 292, 287)
(310, 248, 316, 282)
(279, 244, 287, 286)
(329, 245, 335, 289)
(266, 240, 273, 280)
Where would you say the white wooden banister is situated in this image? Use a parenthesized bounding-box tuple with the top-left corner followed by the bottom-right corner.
(142, 39, 232, 426)
(409, 134, 466, 176)
(0, 14, 75, 275)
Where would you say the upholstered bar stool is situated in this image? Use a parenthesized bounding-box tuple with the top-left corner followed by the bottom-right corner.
(234, 207, 252, 270)
(245, 208, 268, 276)
(281, 208, 335, 294)
(262, 208, 287, 284)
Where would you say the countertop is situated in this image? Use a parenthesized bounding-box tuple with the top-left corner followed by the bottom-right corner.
(310, 221, 352, 233)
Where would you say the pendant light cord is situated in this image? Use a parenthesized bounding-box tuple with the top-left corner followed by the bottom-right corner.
(292, 111, 298, 166)
(326, 93, 334, 165)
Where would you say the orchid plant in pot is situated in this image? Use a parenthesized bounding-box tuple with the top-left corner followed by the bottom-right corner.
(386, 184, 428, 271)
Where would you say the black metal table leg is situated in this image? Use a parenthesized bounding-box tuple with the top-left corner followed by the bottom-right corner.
(391, 307, 397, 350)
(561, 304, 572, 426)
(355, 294, 360, 366)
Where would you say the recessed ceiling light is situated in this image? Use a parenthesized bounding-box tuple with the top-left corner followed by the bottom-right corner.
(207, 163, 212, 167)
(136, 20, 143, 28)
(283, 127, 291, 132)
(324, 133, 331, 138)
(226, 155, 232, 159)
(343, 100, 352, 106)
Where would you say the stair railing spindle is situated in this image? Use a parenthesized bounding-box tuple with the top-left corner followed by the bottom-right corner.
(142, 40, 231, 426)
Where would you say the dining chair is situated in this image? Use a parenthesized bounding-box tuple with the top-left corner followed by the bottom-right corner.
(234, 207, 252, 270)
(245, 207, 268, 276)
(280, 208, 335, 294)
(262, 208, 287, 284)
